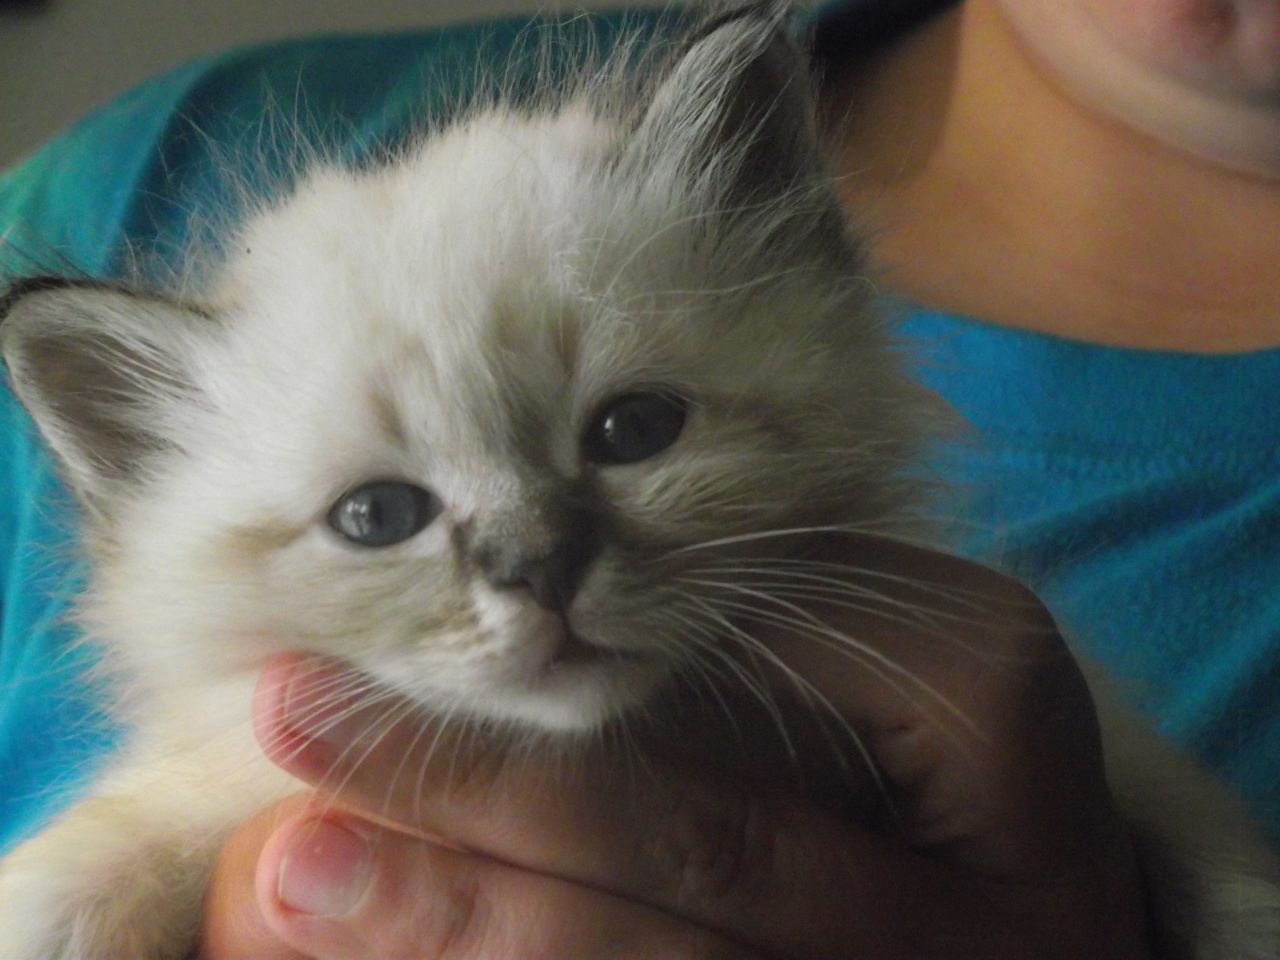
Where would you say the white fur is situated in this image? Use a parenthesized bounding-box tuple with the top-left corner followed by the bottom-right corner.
(0, 6, 1276, 958)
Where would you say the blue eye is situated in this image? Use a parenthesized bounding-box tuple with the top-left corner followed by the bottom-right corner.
(585, 392, 688, 465)
(328, 481, 440, 547)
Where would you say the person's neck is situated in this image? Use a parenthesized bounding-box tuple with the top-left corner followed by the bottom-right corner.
(823, 0, 1280, 353)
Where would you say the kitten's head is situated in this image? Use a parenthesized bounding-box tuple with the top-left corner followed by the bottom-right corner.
(1, 6, 932, 733)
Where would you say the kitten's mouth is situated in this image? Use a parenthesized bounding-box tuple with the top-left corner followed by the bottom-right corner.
(495, 609, 667, 728)
(547, 628, 647, 671)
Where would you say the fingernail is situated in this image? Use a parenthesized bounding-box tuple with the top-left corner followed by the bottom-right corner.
(278, 820, 374, 917)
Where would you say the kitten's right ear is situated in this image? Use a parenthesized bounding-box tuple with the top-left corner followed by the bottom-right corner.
(0, 278, 213, 519)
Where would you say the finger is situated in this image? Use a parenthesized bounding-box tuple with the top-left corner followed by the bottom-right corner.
(252, 654, 1103, 960)
(199, 794, 313, 960)
(254, 535, 1116, 885)
(753, 534, 1124, 877)
(256, 811, 765, 960)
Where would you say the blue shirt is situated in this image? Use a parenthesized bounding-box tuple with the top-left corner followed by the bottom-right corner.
(901, 310, 1280, 837)
(2, 0, 1277, 851)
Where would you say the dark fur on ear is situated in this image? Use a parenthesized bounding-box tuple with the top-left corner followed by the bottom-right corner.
(684, 1, 794, 45)
(0, 276, 107, 318)
(0, 277, 214, 520)
(630, 1, 818, 191)
(619, 1, 853, 268)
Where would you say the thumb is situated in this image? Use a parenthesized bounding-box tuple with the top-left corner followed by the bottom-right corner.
(199, 794, 313, 960)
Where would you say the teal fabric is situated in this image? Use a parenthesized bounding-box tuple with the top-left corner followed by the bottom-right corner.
(899, 311, 1280, 836)
(0, 373, 109, 847)
(2, 0, 1277, 857)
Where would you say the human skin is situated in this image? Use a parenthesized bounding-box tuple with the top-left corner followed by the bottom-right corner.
(1000, 0, 1280, 174)
(199, 539, 1151, 960)
(200, 1, 1280, 956)
(830, 0, 1280, 351)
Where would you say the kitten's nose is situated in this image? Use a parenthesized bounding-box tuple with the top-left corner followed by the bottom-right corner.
(475, 533, 599, 612)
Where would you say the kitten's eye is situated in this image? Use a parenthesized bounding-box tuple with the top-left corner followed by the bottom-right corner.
(585, 392, 688, 465)
(328, 481, 440, 547)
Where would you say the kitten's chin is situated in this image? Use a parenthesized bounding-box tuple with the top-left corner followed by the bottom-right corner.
(460, 604, 672, 733)
(497, 644, 671, 733)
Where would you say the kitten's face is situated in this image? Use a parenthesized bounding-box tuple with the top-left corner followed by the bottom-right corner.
(3, 12, 929, 733)
(101, 104, 915, 731)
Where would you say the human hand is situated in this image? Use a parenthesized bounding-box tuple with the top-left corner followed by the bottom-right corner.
(198, 538, 1153, 959)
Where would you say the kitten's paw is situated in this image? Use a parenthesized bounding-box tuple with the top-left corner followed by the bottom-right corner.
(1150, 855, 1280, 960)
(0, 815, 210, 960)
(1098, 681, 1280, 959)
(1210, 870, 1280, 960)
(1117, 778, 1280, 958)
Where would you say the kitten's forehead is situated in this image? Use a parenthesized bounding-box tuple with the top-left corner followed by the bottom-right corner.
(220, 112, 656, 394)
(229, 106, 614, 305)
(204, 97, 855, 516)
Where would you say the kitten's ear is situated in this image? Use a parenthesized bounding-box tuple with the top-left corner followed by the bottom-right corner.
(630, 2, 823, 203)
(0, 278, 212, 518)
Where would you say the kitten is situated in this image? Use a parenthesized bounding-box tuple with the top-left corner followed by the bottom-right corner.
(0, 4, 1276, 958)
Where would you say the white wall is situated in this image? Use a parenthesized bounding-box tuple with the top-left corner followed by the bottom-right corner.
(0, 0, 646, 168)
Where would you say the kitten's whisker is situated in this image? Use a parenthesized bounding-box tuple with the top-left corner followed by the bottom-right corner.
(383, 706, 442, 826)
(314, 697, 421, 819)
(689, 565, 979, 621)
(258, 696, 394, 778)
(636, 606, 779, 765)
(698, 636, 798, 764)
(704, 595, 980, 770)
(254, 663, 374, 719)
(263, 686, 400, 773)
(663, 524, 857, 557)
(695, 556, 1043, 615)
(683, 570, 1028, 657)
(609, 705, 658, 796)
(606, 263, 808, 312)
(412, 709, 461, 826)
(253, 671, 386, 755)
(124, 667, 384, 785)
(689, 586, 983, 745)
(685, 597, 894, 818)
(674, 604, 793, 739)
(663, 604, 782, 757)
(251, 679, 383, 758)
(679, 643, 751, 749)
(646, 609, 720, 718)
(731, 584, 991, 646)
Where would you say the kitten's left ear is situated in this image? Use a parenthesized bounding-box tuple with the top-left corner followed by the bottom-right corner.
(0, 278, 214, 520)
(629, 2, 825, 205)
